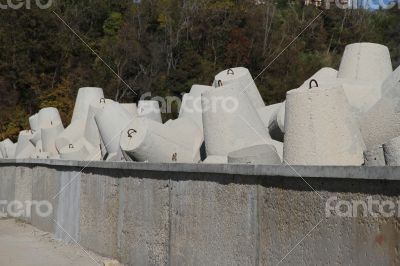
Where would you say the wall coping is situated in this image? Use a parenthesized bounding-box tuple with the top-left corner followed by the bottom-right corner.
(0, 159, 398, 181)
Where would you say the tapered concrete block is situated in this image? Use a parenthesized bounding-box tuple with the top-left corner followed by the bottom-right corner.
(383, 136, 400, 166)
(2, 140, 16, 159)
(179, 85, 212, 133)
(38, 107, 63, 129)
(84, 99, 114, 159)
(359, 97, 400, 150)
(202, 85, 272, 157)
(56, 120, 86, 152)
(364, 145, 385, 166)
(95, 102, 131, 157)
(121, 117, 202, 163)
(338, 43, 392, 83)
(42, 123, 64, 157)
(138, 100, 162, 123)
(382, 65, 400, 99)
(301, 68, 339, 88)
(214, 67, 265, 108)
(29, 131, 41, 147)
(228, 144, 281, 165)
(283, 85, 365, 165)
(29, 113, 39, 132)
(15, 130, 35, 159)
(71, 87, 104, 123)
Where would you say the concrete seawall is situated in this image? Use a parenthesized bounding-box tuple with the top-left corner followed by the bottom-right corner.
(1, 159, 400, 265)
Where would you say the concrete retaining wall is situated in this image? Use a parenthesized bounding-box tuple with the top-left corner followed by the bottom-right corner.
(1, 159, 400, 265)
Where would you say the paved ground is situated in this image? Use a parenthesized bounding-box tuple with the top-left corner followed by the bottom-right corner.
(0, 219, 108, 266)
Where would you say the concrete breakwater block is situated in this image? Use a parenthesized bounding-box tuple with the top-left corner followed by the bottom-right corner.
(0, 139, 16, 159)
(364, 145, 385, 166)
(71, 87, 104, 123)
(179, 85, 212, 133)
(202, 85, 274, 157)
(359, 97, 400, 150)
(138, 100, 162, 123)
(121, 117, 202, 163)
(59, 142, 90, 160)
(283, 84, 365, 165)
(383, 136, 400, 166)
(382, 65, 400, 99)
(228, 144, 281, 165)
(84, 99, 114, 159)
(38, 107, 63, 129)
(95, 101, 132, 159)
(214, 67, 265, 109)
(41, 123, 64, 157)
(29, 113, 39, 132)
(55, 120, 86, 152)
(338, 42, 392, 83)
(15, 130, 36, 159)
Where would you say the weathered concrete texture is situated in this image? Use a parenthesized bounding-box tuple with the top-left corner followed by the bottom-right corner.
(31, 166, 59, 233)
(284, 86, 365, 165)
(0, 166, 15, 205)
(117, 175, 170, 266)
(169, 175, 258, 266)
(258, 176, 399, 265)
(359, 97, 400, 150)
(14, 166, 33, 223)
(79, 170, 120, 258)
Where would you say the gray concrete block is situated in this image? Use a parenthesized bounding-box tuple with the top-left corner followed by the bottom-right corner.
(79, 171, 120, 258)
(0, 166, 15, 217)
(117, 176, 170, 266)
(169, 175, 258, 266)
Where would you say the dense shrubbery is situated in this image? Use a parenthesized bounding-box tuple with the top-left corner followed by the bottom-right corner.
(0, 0, 399, 140)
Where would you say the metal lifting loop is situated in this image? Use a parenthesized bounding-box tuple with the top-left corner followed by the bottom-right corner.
(99, 98, 106, 104)
(227, 68, 234, 75)
(69, 144, 74, 149)
(127, 129, 137, 138)
(217, 80, 223, 87)
(309, 79, 319, 89)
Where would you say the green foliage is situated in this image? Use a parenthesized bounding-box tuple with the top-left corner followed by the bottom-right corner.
(0, 1, 400, 140)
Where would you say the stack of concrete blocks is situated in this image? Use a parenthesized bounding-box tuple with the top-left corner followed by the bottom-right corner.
(283, 84, 366, 165)
(56, 87, 105, 161)
(202, 81, 283, 164)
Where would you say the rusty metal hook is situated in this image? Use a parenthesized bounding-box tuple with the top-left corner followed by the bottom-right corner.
(128, 129, 137, 138)
(309, 79, 319, 89)
(217, 80, 223, 87)
(69, 144, 74, 149)
(99, 98, 106, 104)
(227, 68, 234, 75)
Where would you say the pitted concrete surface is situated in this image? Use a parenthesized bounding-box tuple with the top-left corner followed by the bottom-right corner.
(0, 219, 105, 266)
